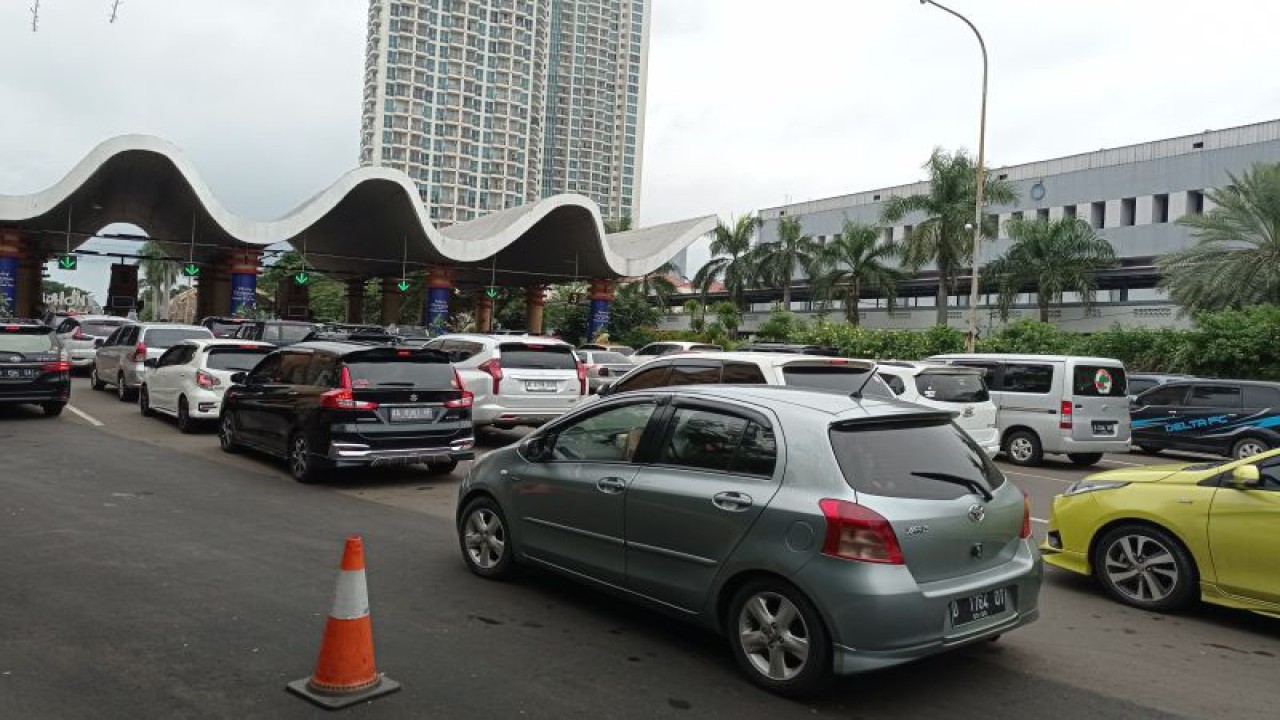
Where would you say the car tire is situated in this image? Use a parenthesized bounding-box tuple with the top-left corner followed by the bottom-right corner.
(727, 578, 833, 698)
(427, 459, 459, 475)
(1093, 524, 1198, 612)
(1231, 436, 1270, 461)
(1135, 445, 1163, 456)
(218, 413, 240, 453)
(139, 385, 154, 417)
(90, 366, 106, 391)
(176, 396, 195, 434)
(116, 374, 135, 402)
(1004, 430, 1044, 466)
(457, 497, 516, 580)
(288, 432, 322, 484)
(1066, 453, 1104, 467)
(42, 402, 65, 417)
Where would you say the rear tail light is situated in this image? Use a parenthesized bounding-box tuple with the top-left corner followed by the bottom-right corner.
(576, 361, 587, 395)
(478, 359, 503, 395)
(445, 368, 474, 408)
(597, 366, 609, 378)
(1020, 489, 1032, 539)
(818, 499, 904, 565)
(1059, 400, 1073, 430)
(42, 360, 72, 373)
(319, 367, 379, 410)
(131, 343, 148, 363)
(196, 370, 220, 389)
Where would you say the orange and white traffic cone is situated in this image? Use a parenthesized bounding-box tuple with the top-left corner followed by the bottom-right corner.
(287, 535, 400, 709)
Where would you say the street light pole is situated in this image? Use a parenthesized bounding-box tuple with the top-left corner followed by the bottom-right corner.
(920, 0, 987, 352)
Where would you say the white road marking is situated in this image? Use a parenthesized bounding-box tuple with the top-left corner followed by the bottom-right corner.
(1003, 470, 1072, 484)
(66, 404, 104, 427)
(1032, 517, 1049, 524)
(1099, 458, 1143, 467)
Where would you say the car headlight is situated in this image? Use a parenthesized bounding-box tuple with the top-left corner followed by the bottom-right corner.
(1064, 480, 1129, 496)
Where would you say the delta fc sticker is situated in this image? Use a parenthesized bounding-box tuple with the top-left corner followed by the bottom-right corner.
(1094, 368, 1113, 394)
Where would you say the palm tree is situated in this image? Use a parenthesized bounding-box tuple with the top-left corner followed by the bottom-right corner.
(881, 148, 1018, 325)
(748, 215, 820, 308)
(629, 261, 677, 309)
(693, 215, 760, 310)
(138, 240, 178, 321)
(1158, 162, 1280, 312)
(985, 217, 1117, 322)
(811, 220, 904, 325)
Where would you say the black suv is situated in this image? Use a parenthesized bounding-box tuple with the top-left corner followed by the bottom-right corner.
(1131, 379, 1280, 459)
(0, 319, 72, 416)
(218, 341, 475, 482)
(233, 320, 319, 347)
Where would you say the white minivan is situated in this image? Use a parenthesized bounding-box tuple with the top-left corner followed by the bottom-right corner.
(876, 361, 1001, 456)
(927, 353, 1130, 467)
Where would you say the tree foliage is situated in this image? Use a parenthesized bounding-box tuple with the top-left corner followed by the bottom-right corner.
(748, 215, 819, 307)
(986, 217, 1117, 322)
(811, 220, 903, 325)
(693, 214, 759, 309)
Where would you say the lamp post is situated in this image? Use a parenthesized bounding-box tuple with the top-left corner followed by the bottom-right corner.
(919, 0, 987, 352)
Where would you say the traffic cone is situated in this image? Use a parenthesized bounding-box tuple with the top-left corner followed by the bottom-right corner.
(287, 535, 401, 709)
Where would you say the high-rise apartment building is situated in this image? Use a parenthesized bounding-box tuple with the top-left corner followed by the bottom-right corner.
(360, 0, 649, 226)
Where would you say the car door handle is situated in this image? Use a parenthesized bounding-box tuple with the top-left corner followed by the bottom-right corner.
(596, 477, 628, 494)
(1168, 410, 1179, 416)
(712, 491, 753, 512)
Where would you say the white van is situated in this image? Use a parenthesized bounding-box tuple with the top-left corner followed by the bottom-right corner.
(927, 353, 1130, 467)
(876, 361, 1001, 456)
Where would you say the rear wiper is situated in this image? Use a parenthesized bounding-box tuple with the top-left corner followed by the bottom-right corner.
(910, 472, 993, 502)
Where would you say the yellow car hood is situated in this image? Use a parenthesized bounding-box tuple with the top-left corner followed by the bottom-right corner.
(1087, 462, 1215, 484)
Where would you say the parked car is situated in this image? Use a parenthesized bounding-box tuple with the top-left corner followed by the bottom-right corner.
(595, 352, 894, 401)
(91, 323, 214, 401)
(1041, 449, 1279, 615)
(876, 361, 1001, 455)
(578, 350, 635, 393)
(53, 314, 130, 371)
(424, 334, 585, 429)
(219, 341, 475, 482)
(0, 319, 71, 416)
(232, 320, 318, 347)
(139, 339, 275, 432)
(632, 341, 722, 358)
(579, 343, 635, 357)
(1126, 373, 1195, 399)
(928, 353, 1131, 467)
(1130, 379, 1280, 459)
(304, 325, 398, 344)
(199, 316, 255, 339)
(734, 342, 839, 357)
(456, 385, 1041, 696)
(390, 325, 433, 347)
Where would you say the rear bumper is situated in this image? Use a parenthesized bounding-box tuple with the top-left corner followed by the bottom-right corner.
(186, 388, 226, 418)
(327, 438, 476, 467)
(69, 351, 96, 368)
(473, 402, 576, 427)
(0, 390, 68, 404)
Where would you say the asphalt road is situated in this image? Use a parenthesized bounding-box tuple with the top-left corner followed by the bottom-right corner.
(0, 379, 1277, 719)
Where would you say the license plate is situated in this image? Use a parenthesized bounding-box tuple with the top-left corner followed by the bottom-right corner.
(524, 380, 558, 392)
(1, 368, 36, 379)
(949, 587, 1011, 627)
(390, 406, 437, 422)
(371, 453, 447, 468)
(1092, 421, 1116, 435)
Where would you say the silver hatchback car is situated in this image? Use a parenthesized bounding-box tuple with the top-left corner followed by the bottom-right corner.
(456, 385, 1041, 695)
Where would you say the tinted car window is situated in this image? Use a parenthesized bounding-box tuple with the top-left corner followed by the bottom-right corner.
(658, 407, 749, 473)
(157, 345, 186, 367)
(916, 371, 989, 403)
(616, 365, 671, 391)
(879, 373, 907, 395)
(276, 324, 314, 342)
(781, 365, 893, 398)
(722, 362, 768, 385)
(1257, 457, 1280, 491)
(278, 352, 313, 384)
(587, 351, 629, 364)
(1243, 385, 1280, 409)
(690, 344, 723, 352)
(206, 347, 273, 372)
(668, 362, 721, 386)
(205, 320, 244, 338)
(1072, 365, 1127, 397)
(552, 402, 657, 462)
(1128, 378, 1157, 395)
(306, 353, 341, 387)
(1188, 385, 1242, 409)
(145, 328, 213, 348)
(950, 361, 999, 384)
(0, 327, 57, 352)
(499, 343, 577, 369)
(1139, 385, 1188, 406)
(81, 320, 125, 337)
(830, 420, 1006, 500)
(248, 353, 283, 383)
(344, 350, 455, 388)
(999, 364, 1054, 393)
(731, 421, 777, 477)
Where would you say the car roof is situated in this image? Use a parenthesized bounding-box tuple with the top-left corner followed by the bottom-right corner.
(1155, 378, 1280, 388)
(441, 333, 570, 345)
(644, 351, 871, 366)
(286, 340, 447, 356)
(177, 338, 275, 349)
(65, 314, 129, 322)
(138, 323, 208, 331)
(930, 353, 1124, 365)
(647, 385, 948, 422)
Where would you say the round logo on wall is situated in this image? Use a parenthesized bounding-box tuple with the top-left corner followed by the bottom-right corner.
(1094, 368, 1113, 394)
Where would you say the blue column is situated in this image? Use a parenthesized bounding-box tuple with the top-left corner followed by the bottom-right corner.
(0, 255, 17, 313)
(229, 250, 259, 315)
(425, 267, 452, 334)
(585, 279, 615, 340)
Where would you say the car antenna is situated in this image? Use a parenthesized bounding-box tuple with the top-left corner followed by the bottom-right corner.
(850, 362, 880, 399)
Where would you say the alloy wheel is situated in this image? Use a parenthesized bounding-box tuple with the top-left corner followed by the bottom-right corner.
(219, 415, 236, 451)
(291, 436, 310, 478)
(117, 376, 128, 401)
(1234, 439, 1267, 460)
(1008, 437, 1034, 463)
(737, 592, 810, 682)
(463, 508, 506, 570)
(177, 398, 191, 433)
(1103, 534, 1179, 604)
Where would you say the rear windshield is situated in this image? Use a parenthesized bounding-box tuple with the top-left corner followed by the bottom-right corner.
(344, 351, 455, 389)
(0, 327, 56, 353)
(1072, 365, 1127, 397)
(915, 371, 989, 403)
(81, 320, 125, 337)
(206, 321, 244, 338)
(589, 351, 630, 364)
(829, 420, 1006, 500)
(499, 343, 577, 370)
(690, 344, 723, 352)
(782, 365, 894, 399)
(145, 328, 214, 348)
(275, 324, 314, 342)
(206, 347, 273, 372)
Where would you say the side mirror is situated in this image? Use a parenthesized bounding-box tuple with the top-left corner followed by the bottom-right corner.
(94, 338, 105, 348)
(230, 371, 248, 385)
(597, 382, 614, 397)
(1230, 464, 1260, 488)
(520, 435, 552, 462)
(143, 358, 158, 369)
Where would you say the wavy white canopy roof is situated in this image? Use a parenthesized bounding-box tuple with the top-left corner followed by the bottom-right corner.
(0, 135, 714, 283)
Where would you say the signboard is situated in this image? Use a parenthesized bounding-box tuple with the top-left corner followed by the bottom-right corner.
(57, 255, 78, 270)
(230, 273, 257, 314)
(587, 298, 611, 339)
(0, 256, 16, 309)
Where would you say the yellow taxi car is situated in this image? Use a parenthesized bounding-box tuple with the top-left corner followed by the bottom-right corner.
(1041, 449, 1279, 616)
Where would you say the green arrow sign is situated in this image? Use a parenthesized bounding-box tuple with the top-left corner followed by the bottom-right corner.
(293, 271, 310, 286)
(397, 279, 411, 292)
(57, 255, 77, 270)
(183, 263, 200, 278)
(485, 286, 499, 299)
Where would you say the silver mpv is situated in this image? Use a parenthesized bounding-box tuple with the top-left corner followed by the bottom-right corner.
(456, 386, 1041, 696)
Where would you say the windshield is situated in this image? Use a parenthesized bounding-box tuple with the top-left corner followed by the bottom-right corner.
(782, 365, 894, 399)
(206, 321, 244, 338)
(0, 328, 57, 353)
(1073, 365, 1128, 397)
(829, 420, 1006, 500)
(499, 343, 577, 370)
(915, 371, 989, 403)
(589, 351, 630, 364)
(206, 347, 273, 371)
(146, 328, 214, 348)
(344, 352, 455, 388)
(276, 324, 314, 342)
(80, 320, 125, 338)
(690, 344, 722, 352)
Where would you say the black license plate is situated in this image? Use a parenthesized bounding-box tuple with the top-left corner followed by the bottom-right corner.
(371, 453, 447, 468)
(1, 368, 37, 380)
(1092, 421, 1116, 435)
(949, 587, 1011, 627)
(390, 407, 437, 422)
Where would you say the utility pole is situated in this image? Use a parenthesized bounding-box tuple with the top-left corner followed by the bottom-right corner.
(30, 0, 40, 32)
(109, 0, 122, 23)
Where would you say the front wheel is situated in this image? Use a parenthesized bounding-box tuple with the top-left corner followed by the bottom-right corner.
(218, 413, 240, 453)
(727, 579, 833, 698)
(1066, 452, 1104, 467)
(139, 385, 154, 417)
(1231, 437, 1270, 461)
(458, 497, 515, 579)
(1004, 430, 1044, 466)
(1093, 524, 1198, 612)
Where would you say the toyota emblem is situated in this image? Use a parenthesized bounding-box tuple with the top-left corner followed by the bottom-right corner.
(409, 393, 419, 402)
(7, 355, 20, 363)
(961, 405, 974, 418)
(967, 504, 986, 523)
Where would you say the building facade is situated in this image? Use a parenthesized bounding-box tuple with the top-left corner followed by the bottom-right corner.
(668, 119, 1280, 334)
(360, 0, 648, 226)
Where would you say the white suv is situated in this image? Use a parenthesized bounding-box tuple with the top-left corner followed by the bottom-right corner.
(594, 352, 895, 402)
(92, 323, 214, 401)
(425, 334, 584, 429)
(138, 339, 276, 433)
(875, 361, 1001, 455)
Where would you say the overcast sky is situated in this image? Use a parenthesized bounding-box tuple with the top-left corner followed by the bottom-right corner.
(3, 0, 1279, 300)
